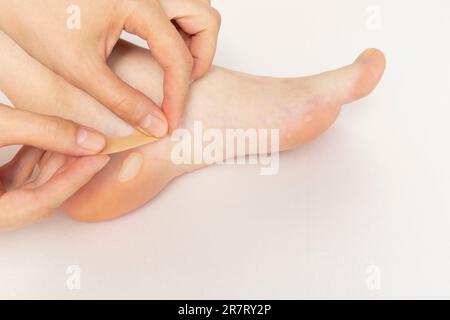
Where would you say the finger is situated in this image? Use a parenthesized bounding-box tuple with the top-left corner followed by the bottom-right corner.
(0, 104, 106, 155)
(0, 179, 6, 197)
(177, 28, 193, 46)
(160, 0, 221, 80)
(0, 155, 110, 232)
(32, 152, 80, 189)
(32, 155, 110, 209)
(33, 152, 68, 188)
(70, 59, 168, 137)
(125, 1, 193, 131)
(187, 10, 220, 80)
(0, 146, 43, 190)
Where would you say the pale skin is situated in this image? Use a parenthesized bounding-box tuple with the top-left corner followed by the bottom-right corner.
(0, 103, 111, 230)
(0, 149, 109, 231)
(0, 0, 220, 134)
(0, 33, 385, 223)
(0, 31, 116, 230)
(0, 0, 220, 230)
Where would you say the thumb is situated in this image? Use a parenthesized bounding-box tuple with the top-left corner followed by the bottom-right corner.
(69, 59, 168, 138)
(0, 104, 106, 156)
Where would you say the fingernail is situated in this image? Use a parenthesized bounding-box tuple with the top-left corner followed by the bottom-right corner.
(77, 127, 106, 152)
(139, 114, 168, 138)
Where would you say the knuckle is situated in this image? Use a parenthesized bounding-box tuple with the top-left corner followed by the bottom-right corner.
(38, 117, 69, 140)
(209, 7, 222, 28)
(69, 56, 104, 87)
(112, 98, 146, 124)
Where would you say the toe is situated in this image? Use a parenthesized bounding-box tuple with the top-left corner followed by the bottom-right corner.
(309, 48, 386, 105)
(352, 48, 386, 101)
(282, 49, 386, 149)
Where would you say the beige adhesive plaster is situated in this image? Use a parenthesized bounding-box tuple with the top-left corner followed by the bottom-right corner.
(101, 133, 158, 155)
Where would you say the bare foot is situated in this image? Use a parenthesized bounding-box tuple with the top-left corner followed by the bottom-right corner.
(0, 33, 385, 221)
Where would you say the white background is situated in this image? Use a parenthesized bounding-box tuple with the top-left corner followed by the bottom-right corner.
(1, 0, 449, 299)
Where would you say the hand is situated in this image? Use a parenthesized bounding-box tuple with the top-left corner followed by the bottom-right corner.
(0, 104, 109, 231)
(0, 0, 221, 134)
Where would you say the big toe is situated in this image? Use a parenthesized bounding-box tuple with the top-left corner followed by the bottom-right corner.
(282, 49, 386, 148)
(352, 48, 386, 101)
(310, 48, 386, 105)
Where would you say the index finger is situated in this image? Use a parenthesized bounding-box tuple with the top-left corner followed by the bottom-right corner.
(125, 1, 193, 131)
